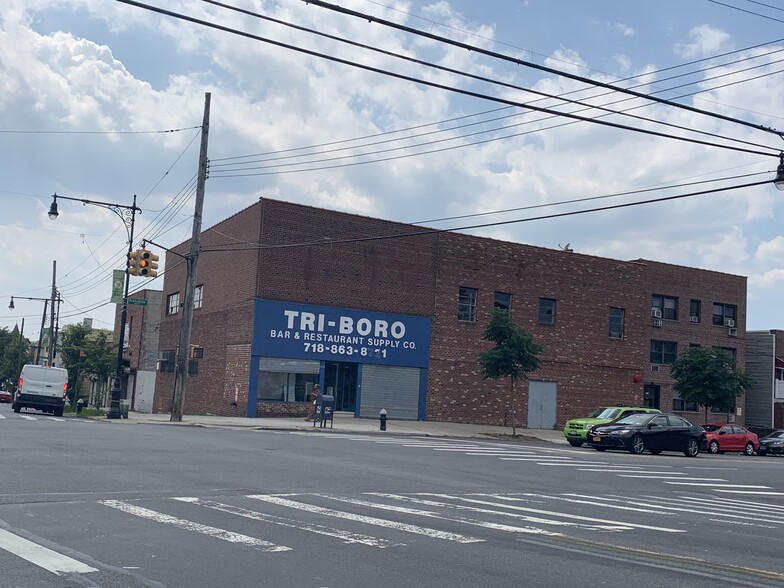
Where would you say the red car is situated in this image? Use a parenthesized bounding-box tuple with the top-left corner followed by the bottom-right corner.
(703, 423, 759, 455)
(0, 390, 12, 403)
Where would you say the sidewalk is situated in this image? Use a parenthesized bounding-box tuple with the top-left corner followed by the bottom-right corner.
(100, 410, 567, 444)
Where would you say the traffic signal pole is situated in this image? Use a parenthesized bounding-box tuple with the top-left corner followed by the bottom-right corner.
(171, 92, 210, 422)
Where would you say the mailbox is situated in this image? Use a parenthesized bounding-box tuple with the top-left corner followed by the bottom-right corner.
(314, 394, 335, 429)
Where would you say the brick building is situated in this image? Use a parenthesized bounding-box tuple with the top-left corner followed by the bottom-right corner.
(150, 198, 747, 428)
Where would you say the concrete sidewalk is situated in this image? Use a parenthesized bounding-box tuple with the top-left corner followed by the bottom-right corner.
(98, 410, 567, 444)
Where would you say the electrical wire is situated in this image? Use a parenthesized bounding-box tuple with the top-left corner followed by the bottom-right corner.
(708, 0, 784, 23)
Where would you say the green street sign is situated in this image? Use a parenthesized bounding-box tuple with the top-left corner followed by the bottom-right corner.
(127, 299, 148, 306)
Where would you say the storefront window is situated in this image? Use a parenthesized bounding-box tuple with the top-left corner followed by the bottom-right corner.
(257, 358, 320, 402)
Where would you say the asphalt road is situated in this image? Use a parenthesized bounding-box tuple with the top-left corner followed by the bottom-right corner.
(0, 402, 782, 588)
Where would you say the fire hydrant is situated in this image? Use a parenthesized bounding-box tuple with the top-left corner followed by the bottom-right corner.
(379, 408, 388, 431)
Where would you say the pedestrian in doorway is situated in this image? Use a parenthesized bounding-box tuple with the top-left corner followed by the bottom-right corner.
(305, 384, 321, 421)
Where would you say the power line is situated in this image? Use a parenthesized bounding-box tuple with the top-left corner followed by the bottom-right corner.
(708, 0, 784, 23)
(202, 179, 773, 252)
(303, 0, 783, 138)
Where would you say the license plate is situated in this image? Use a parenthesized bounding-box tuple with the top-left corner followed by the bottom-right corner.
(569, 430, 578, 435)
(592, 436, 601, 443)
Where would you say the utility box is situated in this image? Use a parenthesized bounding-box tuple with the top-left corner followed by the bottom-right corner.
(314, 394, 335, 429)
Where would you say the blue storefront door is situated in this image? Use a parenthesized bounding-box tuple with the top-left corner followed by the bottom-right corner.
(325, 362, 357, 413)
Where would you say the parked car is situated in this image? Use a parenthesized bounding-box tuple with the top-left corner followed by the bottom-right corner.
(0, 390, 12, 403)
(703, 423, 759, 455)
(586, 412, 706, 457)
(563, 405, 661, 447)
(757, 430, 784, 456)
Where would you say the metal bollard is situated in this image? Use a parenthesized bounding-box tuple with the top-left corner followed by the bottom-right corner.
(379, 408, 387, 431)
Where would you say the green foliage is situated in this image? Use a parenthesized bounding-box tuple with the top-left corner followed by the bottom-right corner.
(0, 326, 32, 391)
(670, 346, 752, 420)
(478, 309, 543, 382)
(59, 324, 115, 405)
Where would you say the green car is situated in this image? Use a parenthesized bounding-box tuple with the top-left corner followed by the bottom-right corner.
(563, 406, 661, 447)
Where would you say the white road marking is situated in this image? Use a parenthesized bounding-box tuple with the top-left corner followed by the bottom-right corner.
(364, 493, 628, 531)
(172, 497, 399, 548)
(246, 495, 483, 543)
(618, 475, 720, 480)
(578, 468, 647, 472)
(678, 494, 784, 514)
(48, 418, 65, 422)
(99, 500, 290, 551)
(535, 462, 610, 466)
(573, 494, 784, 525)
(684, 466, 738, 470)
(713, 490, 784, 496)
(494, 493, 678, 516)
(19, 415, 36, 420)
(498, 456, 573, 461)
(662, 482, 771, 488)
(0, 527, 97, 575)
(464, 452, 537, 456)
(422, 494, 684, 533)
(0, 414, 5, 419)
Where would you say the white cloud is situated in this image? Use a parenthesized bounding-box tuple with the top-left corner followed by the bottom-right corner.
(674, 25, 731, 58)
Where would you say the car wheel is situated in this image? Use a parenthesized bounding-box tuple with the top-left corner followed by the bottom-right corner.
(12, 404, 21, 413)
(568, 440, 583, 447)
(630, 434, 645, 454)
(708, 440, 720, 454)
(758, 449, 767, 456)
(54, 407, 64, 417)
(744, 442, 754, 456)
(593, 447, 606, 452)
(684, 437, 700, 457)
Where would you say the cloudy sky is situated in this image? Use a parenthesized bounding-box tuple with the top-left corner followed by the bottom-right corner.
(1, 0, 783, 342)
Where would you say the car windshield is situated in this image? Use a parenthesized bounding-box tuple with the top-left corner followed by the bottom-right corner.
(613, 413, 653, 425)
(763, 431, 784, 439)
(703, 425, 721, 432)
(594, 408, 621, 419)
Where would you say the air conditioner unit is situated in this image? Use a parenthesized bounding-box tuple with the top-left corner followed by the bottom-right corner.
(689, 316, 699, 323)
(652, 318, 663, 327)
(651, 308, 662, 318)
(724, 319, 735, 327)
(728, 327, 738, 337)
(650, 364, 660, 373)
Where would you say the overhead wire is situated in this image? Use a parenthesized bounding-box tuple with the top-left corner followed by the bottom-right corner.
(116, 0, 781, 160)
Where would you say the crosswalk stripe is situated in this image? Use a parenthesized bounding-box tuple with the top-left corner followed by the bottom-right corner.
(19, 415, 36, 421)
(364, 494, 627, 532)
(662, 482, 770, 488)
(424, 494, 684, 533)
(172, 497, 400, 548)
(99, 500, 290, 551)
(0, 527, 97, 575)
(0, 414, 5, 419)
(246, 495, 483, 544)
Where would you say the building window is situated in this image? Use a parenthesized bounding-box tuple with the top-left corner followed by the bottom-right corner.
(167, 292, 180, 316)
(609, 307, 624, 339)
(672, 389, 698, 412)
(494, 292, 512, 312)
(193, 285, 203, 309)
(652, 294, 678, 320)
(257, 359, 320, 402)
(650, 340, 677, 364)
(158, 350, 176, 374)
(538, 298, 556, 324)
(712, 303, 737, 326)
(458, 287, 477, 322)
(689, 299, 701, 323)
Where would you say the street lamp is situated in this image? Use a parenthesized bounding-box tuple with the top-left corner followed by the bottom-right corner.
(9, 292, 62, 365)
(775, 153, 784, 191)
(48, 193, 141, 419)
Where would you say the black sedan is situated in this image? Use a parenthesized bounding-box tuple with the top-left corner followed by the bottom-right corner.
(587, 413, 706, 457)
(757, 430, 784, 456)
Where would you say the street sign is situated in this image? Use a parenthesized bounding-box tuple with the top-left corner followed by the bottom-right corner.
(127, 299, 148, 306)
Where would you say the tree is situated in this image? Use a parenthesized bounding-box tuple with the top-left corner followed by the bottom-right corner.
(477, 309, 544, 435)
(669, 346, 753, 423)
(59, 324, 114, 406)
(0, 326, 32, 392)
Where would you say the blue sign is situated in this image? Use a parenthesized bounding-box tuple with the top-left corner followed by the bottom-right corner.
(253, 299, 431, 368)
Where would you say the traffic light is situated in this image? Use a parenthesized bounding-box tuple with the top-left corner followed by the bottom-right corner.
(138, 249, 159, 277)
(127, 249, 142, 276)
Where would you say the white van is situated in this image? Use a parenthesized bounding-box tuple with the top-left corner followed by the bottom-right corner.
(13, 365, 69, 417)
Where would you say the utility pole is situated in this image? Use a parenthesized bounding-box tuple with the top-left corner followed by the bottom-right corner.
(47, 260, 56, 366)
(171, 92, 210, 422)
(35, 300, 48, 365)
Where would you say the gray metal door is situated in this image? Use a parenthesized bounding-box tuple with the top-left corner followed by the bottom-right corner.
(527, 381, 557, 429)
